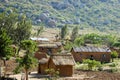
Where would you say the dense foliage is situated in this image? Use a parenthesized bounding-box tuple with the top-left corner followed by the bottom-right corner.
(0, 0, 120, 34)
(74, 33, 117, 47)
(0, 29, 13, 59)
(111, 51, 118, 62)
(0, 11, 32, 45)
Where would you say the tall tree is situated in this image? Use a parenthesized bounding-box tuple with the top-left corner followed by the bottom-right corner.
(0, 29, 14, 76)
(15, 40, 37, 80)
(0, 11, 18, 40)
(33, 26, 44, 37)
(71, 26, 79, 42)
(61, 24, 68, 40)
(14, 15, 32, 44)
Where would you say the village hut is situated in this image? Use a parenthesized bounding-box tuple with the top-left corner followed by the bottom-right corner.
(48, 54, 75, 77)
(34, 52, 48, 60)
(37, 42, 62, 55)
(71, 46, 111, 62)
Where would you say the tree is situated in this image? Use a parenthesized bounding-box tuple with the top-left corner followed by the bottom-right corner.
(0, 29, 14, 76)
(14, 15, 32, 44)
(0, 11, 32, 45)
(74, 36, 85, 46)
(112, 42, 120, 48)
(102, 35, 116, 47)
(0, 11, 18, 41)
(71, 26, 79, 42)
(84, 33, 102, 44)
(61, 25, 68, 40)
(33, 26, 44, 38)
(111, 51, 118, 62)
(15, 40, 37, 80)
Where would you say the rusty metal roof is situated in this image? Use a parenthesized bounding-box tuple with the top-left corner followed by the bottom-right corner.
(73, 46, 111, 52)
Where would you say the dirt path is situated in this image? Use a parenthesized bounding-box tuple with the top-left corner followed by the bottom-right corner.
(9, 70, 120, 80)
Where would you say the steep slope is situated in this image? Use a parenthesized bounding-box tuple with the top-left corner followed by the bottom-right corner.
(0, 0, 120, 33)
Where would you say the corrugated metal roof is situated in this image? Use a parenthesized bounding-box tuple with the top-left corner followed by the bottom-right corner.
(51, 54, 75, 65)
(73, 46, 111, 52)
(30, 37, 49, 41)
(38, 43, 58, 48)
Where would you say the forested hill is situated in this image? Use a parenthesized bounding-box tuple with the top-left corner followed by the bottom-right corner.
(0, 0, 120, 32)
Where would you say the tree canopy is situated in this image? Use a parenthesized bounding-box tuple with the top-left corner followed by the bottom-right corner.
(0, 29, 14, 59)
(0, 11, 32, 45)
(61, 24, 68, 40)
(15, 40, 37, 80)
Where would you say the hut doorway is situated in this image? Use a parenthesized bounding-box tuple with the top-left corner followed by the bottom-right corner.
(101, 54, 106, 62)
(90, 55, 94, 60)
(38, 63, 41, 73)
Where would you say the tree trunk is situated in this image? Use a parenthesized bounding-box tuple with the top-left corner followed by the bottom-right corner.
(111, 58, 114, 62)
(25, 69, 28, 80)
(3, 59, 6, 77)
(17, 47, 21, 56)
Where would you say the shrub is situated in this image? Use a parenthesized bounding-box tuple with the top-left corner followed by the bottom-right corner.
(109, 63, 117, 67)
(109, 67, 118, 73)
(45, 68, 59, 80)
(83, 59, 101, 70)
(111, 51, 118, 62)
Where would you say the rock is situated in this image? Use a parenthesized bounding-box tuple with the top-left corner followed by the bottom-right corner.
(51, 2, 70, 10)
(39, 13, 49, 22)
(99, 0, 107, 2)
(0, 0, 8, 3)
(46, 19, 56, 28)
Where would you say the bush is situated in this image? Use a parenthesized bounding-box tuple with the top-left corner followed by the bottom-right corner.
(111, 51, 118, 62)
(109, 63, 118, 67)
(109, 67, 118, 73)
(45, 68, 59, 80)
(83, 59, 101, 70)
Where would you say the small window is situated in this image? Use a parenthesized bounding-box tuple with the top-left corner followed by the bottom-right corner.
(102, 54, 106, 57)
(90, 55, 94, 60)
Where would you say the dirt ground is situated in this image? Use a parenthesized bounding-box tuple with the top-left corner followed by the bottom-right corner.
(9, 70, 120, 80)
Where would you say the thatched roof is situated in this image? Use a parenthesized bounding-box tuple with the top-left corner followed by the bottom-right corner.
(72, 46, 111, 53)
(54, 42, 62, 47)
(51, 54, 75, 65)
(39, 58, 49, 64)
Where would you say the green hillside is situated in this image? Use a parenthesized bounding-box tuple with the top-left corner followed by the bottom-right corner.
(0, 0, 120, 34)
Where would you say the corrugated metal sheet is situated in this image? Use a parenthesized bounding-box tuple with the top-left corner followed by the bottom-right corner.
(73, 46, 111, 52)
(38, 43, 58, 48)
(30, 37, 49, 41)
